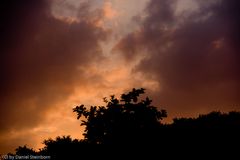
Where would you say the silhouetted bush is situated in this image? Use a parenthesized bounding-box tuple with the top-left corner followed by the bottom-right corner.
(11, 88, 240, 158)
(73, 88, 167, 145)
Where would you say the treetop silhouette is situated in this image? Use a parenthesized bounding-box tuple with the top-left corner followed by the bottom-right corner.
(9, 88, 240, 158)
(73, 88, 167, 145)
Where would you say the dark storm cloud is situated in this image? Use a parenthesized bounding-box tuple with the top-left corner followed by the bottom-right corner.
(0, 0, 108, 133)
(115, 0, 240, 117)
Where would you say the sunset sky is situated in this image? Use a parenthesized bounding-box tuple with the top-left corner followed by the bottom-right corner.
(1, 0, 240, 153)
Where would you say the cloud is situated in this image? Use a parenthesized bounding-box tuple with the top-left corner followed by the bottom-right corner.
(1, 0, 239, 153)
(0, 0, 108, 143)
(115, 0, 240, 117)
(103, 2, 118, 19)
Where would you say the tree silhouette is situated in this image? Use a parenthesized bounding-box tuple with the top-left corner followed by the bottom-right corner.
(10, 88, 240, 158)
(73, 88, 167, 145)
(171, 111, 240, 130)
(38, 136, 88, 159)
(15, 145, 36, 155)
(166, 111, 240, 148)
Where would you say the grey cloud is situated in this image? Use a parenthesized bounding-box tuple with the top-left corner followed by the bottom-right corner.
(0, 0, 108, 135)
(115, 0, 240, 118)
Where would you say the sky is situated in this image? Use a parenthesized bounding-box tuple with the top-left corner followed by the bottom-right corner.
(0, 0, 239, 153)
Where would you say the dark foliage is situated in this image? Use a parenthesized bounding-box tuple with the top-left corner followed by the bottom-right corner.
(15, 145, 36, 155)
(11, 88, 240, 158)
(73, 88, 167, 145)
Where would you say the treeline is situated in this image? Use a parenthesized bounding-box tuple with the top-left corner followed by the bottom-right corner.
(9, 88, 240, 159)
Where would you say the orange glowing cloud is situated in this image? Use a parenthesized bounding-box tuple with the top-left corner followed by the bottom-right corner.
(1, 0, 240, 155)
(103, 2, 118, 19)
